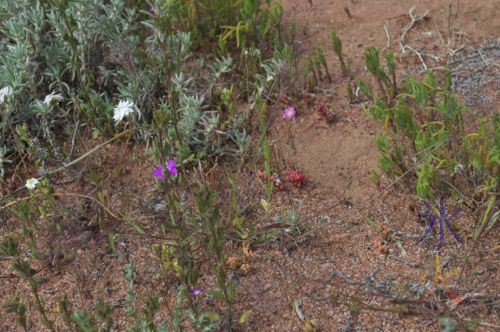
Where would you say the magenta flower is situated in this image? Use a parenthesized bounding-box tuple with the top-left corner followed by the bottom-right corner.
(153, 163, 166, 182)
(153, 159, 178, 182)
(166, 160, 177, 176)
(282, 107, 296, 120)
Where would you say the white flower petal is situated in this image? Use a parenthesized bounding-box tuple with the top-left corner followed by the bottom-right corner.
(43, 91, 64, 106)
(113, 100, 137, 124)
(0, 86, 13, 104)
(25, 178, 39, 190)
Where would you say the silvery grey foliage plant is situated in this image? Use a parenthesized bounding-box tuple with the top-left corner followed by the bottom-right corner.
(0, 0, 288, 180)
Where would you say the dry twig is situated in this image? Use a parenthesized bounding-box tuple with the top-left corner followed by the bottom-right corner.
(400, 6, 429, 47)
(397, 6, 430, 70)
(402, 44, 428, 70)
(384, 21, 391, 49)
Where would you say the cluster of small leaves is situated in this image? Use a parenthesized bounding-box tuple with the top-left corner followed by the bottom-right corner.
(156, 0, 284, 52)
(0, 0, 142, 157)
(148, 170, 251, 330)
(360, 47, 499, 218)
(163, 286, 219, 332)
(0, 0, 289, 179)
(150, 40, 287, 167)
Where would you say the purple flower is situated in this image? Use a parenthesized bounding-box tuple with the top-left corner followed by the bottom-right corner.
(153, 159, 178, 182)
(191, 288, 203, 298)
(153, 163, 165, 182)
(282, 107, 296, 120)
(166, 160, 177, 176)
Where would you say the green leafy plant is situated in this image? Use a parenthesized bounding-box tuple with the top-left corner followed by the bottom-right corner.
(304, 56, 321, 91)
(331, 30, 348, 77)
(54, 271, 166, 331)
(194, 183, 235, 330)
(315, 47, 332, 83)
(157, 0, 283, 52)
(1, 236, 54, 331)
(363, 47, 394, 102)
(360, 47, 499, 237)
(257, 96, 274, 197)
(0, 0, 289, 182)
(3, 297, 29, 332)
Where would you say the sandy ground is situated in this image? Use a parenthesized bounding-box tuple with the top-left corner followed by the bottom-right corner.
(1, 0, 499, 331)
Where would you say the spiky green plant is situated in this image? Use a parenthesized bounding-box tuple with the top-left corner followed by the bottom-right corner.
(364, 47, 390, 101)
(331, 30, 348, 76)
(361, 50, 498, 238)
(315, 47, 332, 82)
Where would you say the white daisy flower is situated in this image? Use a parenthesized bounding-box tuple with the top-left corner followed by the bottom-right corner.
(0, 86, 13, 104)
(25, 178, 39, 190)
(113, 100, 137, 124)
(43, 91, 64, 106)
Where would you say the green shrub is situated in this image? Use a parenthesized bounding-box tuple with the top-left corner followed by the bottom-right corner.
(360, 47, 498, 224)
(0, 0, 288, 180)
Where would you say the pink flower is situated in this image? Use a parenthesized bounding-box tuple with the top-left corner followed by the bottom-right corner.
(153, 159, 178, 182)
(282, 107, 296, 120)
